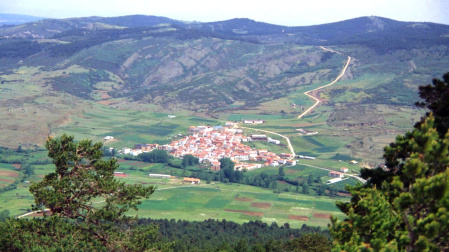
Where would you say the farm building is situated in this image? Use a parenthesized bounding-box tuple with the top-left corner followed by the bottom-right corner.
(149, 174, 171, 178)
(350, 160, 358, 164)
(243, 119, 265, 124)
(285, 160, 297, 166)
(329, 171, 344, 178)
(183, 177, 201, 184)
(250, 134, 267, 141)
(267, 137, 280, 145)
(340, 167, 349, 173)
(104, 136, 114, 140)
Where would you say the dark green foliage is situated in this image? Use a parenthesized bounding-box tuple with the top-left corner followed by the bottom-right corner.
(137, 218, 330, 251)
(219, 157, 243, 183)
(50, 70, 110, 99)
(302, 183, 310, 194)
(5, 134, 164, 251)
(139, 149, 169, 163)
(0, 40, 42, 58)
(0, 209, 9, 221)
(182, 154, 199, 168)
(416, 72, 449, 136)
(331, 73, 449, 251)
(278, 166, 285, 177)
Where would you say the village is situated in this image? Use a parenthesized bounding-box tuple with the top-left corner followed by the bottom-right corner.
(109, 120, 356, 185)
(119, 121, 296, 172)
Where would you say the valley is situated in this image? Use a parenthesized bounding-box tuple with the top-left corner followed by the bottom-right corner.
(0, 14, 448, 229)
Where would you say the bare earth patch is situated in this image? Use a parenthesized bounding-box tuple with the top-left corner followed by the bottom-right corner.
(114, 174, 129, 177)
(288, 215, 309, 221)
(12, 164, 21, 169)
(235, 197, 254, 202)
(0, 170, 19, 178)
(97, 100, 117, 105)
(225, 209, 264, 217)
(285, 169, 296, 174)
(251, 202, 272, 208)
(277, 180, 289, 184)
(338, 192, 351, 197)
(0, 178, 15, 183)
(313, 213, 331, 219)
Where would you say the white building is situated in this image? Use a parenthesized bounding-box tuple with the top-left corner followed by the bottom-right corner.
(329, 171, 344, 178)
(122, 148, 131, 154)
(104, 136, 114, 140)
(267, 138, 280, 145)
(149, 174, 171, 178)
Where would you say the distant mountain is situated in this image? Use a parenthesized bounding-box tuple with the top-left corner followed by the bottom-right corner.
(0, 14, 448, 108)
(0, 13, 46, 25)
(0, 14, 448, 149)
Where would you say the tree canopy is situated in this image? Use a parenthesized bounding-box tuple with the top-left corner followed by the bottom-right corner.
(0, 134, 165, 251)
(330, 73, 449, 251)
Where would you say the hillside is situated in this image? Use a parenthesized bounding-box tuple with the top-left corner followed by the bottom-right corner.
(0, 14, 448, 162)
(0, 13, 46, 26)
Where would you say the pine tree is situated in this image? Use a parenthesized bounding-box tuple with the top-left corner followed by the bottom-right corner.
(330, 72, 449, 251)
(0, 134, 166, 251)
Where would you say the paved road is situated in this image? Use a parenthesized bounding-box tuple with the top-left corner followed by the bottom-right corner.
(239, 125, 296, 159)
(297, 162, 367, 184)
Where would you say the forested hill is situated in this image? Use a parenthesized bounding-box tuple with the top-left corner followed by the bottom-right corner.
(0, 14, 448, 117)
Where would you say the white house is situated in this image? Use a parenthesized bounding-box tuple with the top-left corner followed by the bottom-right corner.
(168, 115, 176, 118)
(243, 119, 265, 124)
(340, 167, 349, 173)
(104, 136, 114, 141)
(286, 160, 297, 166)
(122, 148, 131, 154)
(267, 138, 280, 145)
(149, 174, 171, 178)
(130, 149, 143, 156)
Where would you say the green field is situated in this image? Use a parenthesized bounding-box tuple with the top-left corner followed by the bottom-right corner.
(126, 182, 347, 228)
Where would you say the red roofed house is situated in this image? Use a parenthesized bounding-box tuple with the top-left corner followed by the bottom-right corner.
(329, 171, 344, 178)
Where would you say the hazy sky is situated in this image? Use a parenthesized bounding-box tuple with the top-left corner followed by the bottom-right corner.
(1, 0, 448, 26)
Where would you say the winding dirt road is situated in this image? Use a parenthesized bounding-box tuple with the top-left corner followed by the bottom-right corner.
(297, 49, 351, 119)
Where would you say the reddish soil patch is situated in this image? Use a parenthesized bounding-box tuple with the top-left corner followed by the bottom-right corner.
(285, 169, 296, 174)
(313, 213, 331, 219)
(235, 197, 254, 202)
(277, 180, 289, 185)
(12, 164, 21, 169)
(0, 170, 19, 178)
(225, 209, 263, 217)
(128, 162, 146, 166)
(0, 178, 15, 183)
(114, 174, 129, 177)
(288, 215, 309, 221)
(38, 175, 45, 178)
(101, 93, 111, 99)
(251, 202, 272, 208)
(97, 100, 117, 105)
(338, 192, 351, 197)
(117, 159, 128, 163)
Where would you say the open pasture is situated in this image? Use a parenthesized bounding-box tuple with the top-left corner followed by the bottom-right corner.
(126, 182, 346, 228)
